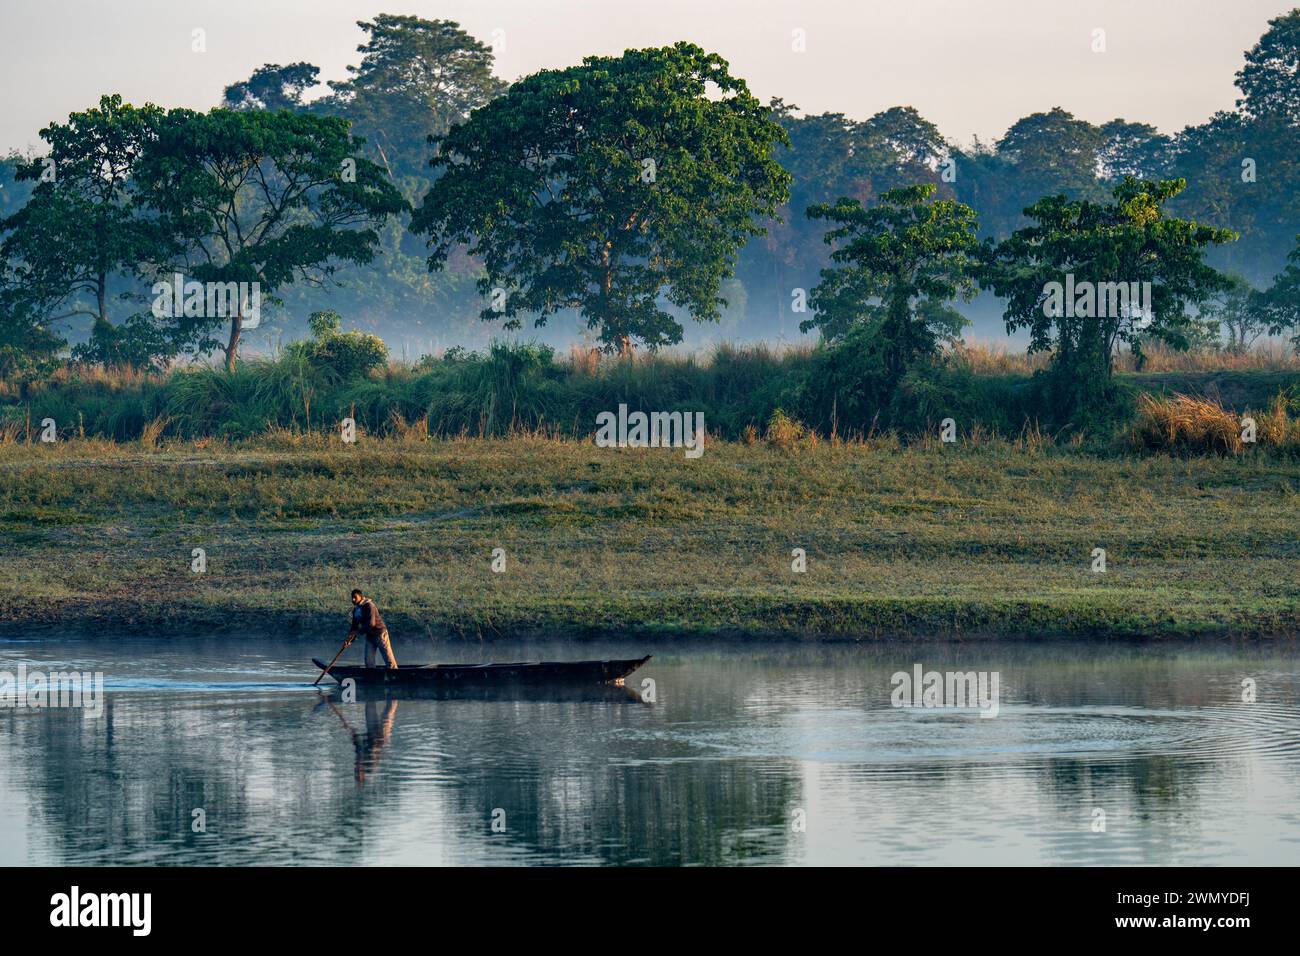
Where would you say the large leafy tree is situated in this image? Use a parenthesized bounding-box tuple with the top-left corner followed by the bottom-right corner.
(323, 15, 504, 180)
(411, 42, 791, 351)
(1098, 119, 1170, 181)
(980, 177, 1237, 420)
(0, 95, 168, 356)
(297, 16, 505, 343)
(1166, 109, 1299, 281)
(995, 108, 1106, 218)
(855, 107, 949, 194)
(805, 184, 979, 388)
(1236, 8, 1300, 124)
(134, 108, 407, 370)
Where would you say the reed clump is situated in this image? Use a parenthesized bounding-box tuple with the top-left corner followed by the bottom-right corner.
(1132, 391, 1299, 454)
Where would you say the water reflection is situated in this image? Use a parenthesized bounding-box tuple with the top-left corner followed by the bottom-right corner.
(0, 638, 1297, 865)
(320, 698, 399, 784)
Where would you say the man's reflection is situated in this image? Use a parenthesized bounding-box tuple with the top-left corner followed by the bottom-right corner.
(325, 697, 399, 783)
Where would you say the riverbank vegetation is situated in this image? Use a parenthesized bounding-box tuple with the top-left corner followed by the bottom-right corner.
(2, 339, 1297, 453)
(0, 436, 1296, 639)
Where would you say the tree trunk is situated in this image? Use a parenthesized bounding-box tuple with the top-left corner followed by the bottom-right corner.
(224, 313, 243, 373)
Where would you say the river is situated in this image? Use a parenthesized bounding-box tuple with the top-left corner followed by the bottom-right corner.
(1, 636, 1297, 865)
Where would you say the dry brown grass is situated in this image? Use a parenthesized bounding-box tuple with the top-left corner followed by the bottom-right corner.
(1132, 392, 1299, 454)
(566, 345, 602, 376)
(139, 415, 169, 448)
(955, 340, 1299, 375)
(764, 408, 808, 451)
(389, 409, 429, 443)
(951, 343, 1051, 374)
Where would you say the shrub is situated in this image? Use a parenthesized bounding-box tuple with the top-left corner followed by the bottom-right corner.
(295, 310, 388, 381)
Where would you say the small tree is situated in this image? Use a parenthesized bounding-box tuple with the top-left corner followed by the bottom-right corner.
(805, 184, 980, 390)
(980, 177, 1237, 421)
(411, 42, 791, 351)
(1199, 273, 1267, 353)
(134, 107, 407, 370)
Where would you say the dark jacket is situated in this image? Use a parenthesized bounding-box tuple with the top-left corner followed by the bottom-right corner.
(351, 598, 386, 638)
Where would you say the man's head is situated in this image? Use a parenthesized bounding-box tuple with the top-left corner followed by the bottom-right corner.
(351, 589, 364, 605)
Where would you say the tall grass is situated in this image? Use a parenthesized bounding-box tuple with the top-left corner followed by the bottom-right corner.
(1132, 391, 1300, 454)
(2, 340, 1297, 450)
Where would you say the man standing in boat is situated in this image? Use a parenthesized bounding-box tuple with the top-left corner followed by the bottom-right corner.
(348, 589, 398, 669)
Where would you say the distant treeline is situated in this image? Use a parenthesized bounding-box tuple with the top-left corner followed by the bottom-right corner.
(1, 10, 1298, 357)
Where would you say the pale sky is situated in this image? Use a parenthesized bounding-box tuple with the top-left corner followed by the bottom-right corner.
(0, 0, 1294, 153)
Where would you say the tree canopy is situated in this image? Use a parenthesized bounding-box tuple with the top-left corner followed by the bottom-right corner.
(411, 42, 791, 351)
(980, 178, 1238, 419)
(133, 107, 406, 369)
(806, 184, 979, 388)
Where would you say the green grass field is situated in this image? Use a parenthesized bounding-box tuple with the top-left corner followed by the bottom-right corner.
(2, 434, 1297, 641)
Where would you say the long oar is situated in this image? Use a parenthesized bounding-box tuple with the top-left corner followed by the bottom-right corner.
(313, 635, 355, 686)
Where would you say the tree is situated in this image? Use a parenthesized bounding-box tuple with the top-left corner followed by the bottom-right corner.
(0, 95, 168, 361)
(134, 107, 407, 370)
(1098, 119, 1170, 181)
(1198, 273, 1266, 352)
(411, 43, 791, 351)
(1252, 234, 1300, 347)
(994, 108, 1106, 232)
(322, 15, 504, 180)
(296, 16, 505, 343)
(805, 184, 980, 390)
(223, 63, 321, 112)
(980, 177, 1238, 420)
(855, 106, 949, 193)
(734, 103, 859, 335)
(1236, 8, 1300, 124)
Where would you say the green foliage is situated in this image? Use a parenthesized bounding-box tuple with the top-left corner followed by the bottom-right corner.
(293, 309, 389, 381)
(1254, 234, 1300, 347)
(0, 95, 170, 364)
(223, 63, 321, 112)
(320, 15, 505, 180)
(1235, 9, 1300, 123)
(980, 177, 1238, 425)
(71, 314, 178, 371)
(806, 184, 979, 394)
(133, 107, 408, 370)
(412, 42, 791, 351)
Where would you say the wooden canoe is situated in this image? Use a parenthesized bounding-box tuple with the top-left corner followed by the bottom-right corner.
(312, 655, 651, 687)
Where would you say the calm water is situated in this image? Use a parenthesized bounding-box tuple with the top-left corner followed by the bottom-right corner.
(1, 636, 1298, 865)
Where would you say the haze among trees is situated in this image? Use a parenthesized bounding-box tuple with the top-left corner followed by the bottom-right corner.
(1, 8, 1299, 427)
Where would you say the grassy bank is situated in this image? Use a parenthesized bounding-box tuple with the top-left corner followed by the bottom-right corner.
(1, 435, 1297, 640)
